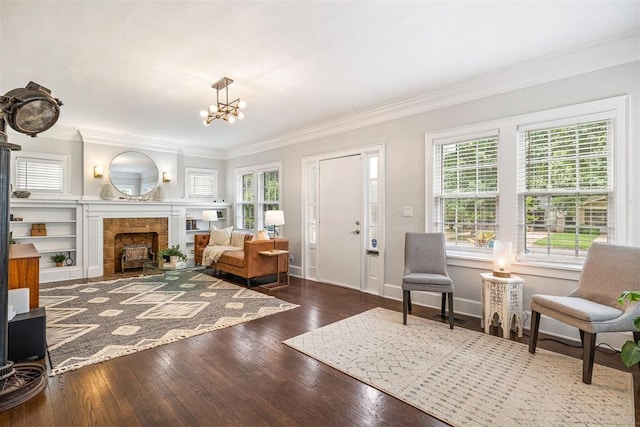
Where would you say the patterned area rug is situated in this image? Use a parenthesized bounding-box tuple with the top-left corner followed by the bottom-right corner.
(283, 307, 634, 427)
(41, 272, 298, 376)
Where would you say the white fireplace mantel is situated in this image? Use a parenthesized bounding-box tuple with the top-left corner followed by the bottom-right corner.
(79, 200, 230, 278)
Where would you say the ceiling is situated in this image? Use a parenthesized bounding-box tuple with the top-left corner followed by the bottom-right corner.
(1, 1, 639, 158)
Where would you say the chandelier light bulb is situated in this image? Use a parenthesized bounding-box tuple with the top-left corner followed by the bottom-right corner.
(201, 77, 246, 125)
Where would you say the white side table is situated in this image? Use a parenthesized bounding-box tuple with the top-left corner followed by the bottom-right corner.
(480, 273, 524, 339)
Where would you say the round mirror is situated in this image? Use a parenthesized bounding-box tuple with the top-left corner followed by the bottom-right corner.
(109, 151, 159, 198)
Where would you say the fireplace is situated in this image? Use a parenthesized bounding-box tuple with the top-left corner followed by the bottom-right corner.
(103, 218, 168, 274)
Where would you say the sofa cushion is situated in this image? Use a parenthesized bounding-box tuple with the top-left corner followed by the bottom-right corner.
(230, 231, 249, 248)
(251, 230, 270, 241)
(219, 250, 245, 268)
(210, 226, 233, 246)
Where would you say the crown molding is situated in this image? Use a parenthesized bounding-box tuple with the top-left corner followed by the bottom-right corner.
(78, 128, 225, 158)
(224, 30, 640, 159)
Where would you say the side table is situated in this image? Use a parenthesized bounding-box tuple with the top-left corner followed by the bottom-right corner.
(258, 250, 289, 290)
(480, 273, 524, 339)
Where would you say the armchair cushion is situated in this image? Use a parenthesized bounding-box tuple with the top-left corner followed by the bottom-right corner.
(532, 295, 623, 322)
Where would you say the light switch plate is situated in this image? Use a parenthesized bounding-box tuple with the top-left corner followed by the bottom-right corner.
(403, 206, 413, 217)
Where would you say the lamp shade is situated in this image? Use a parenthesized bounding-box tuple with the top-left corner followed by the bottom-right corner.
(492, 240, 512, 278)
(265, 210, 285, 226)
(202, 210, 219, 222)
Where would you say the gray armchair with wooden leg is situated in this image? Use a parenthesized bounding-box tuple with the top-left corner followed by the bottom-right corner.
(402, 232, 454, 329)
(529, 242, 640, 384)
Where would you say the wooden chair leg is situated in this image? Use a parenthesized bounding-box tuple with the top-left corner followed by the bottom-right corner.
(407, 291, 412, 313)
(403, 290, 409, 325)
(528, 310, 541, 354)
(440, 293, 446, 318)
(582, 331, 596, 384)
(447, 292, 454, 329)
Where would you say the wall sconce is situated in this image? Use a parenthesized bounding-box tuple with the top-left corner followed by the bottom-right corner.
(93, 165, 104, 178)
(162, 172, 171, 182)
(493, 240, 512, 278)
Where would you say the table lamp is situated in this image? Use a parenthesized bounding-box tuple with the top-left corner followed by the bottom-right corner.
(492, 240, 512, 278)
(264, 210, 285, 251)
(202, 210, 219, 230)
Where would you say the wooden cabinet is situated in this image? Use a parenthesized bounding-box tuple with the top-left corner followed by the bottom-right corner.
(9, 243, 41, 309)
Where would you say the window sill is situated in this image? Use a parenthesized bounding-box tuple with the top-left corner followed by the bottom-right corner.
(446, 251, 582, 280)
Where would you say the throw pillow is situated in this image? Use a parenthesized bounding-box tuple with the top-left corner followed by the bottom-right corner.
(211, 226, 233, 246)
(251, 229, 270, 241)
(230, 231, 247, 248)
(208, 226, 218, 244)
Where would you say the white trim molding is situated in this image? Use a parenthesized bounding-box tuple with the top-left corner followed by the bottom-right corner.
(225, 30, 639, 159)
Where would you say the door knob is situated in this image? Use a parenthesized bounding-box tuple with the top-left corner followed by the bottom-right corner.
(355, 220, 360, 225)
(351, 229, 360, 234)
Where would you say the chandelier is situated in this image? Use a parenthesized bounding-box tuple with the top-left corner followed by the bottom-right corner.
(200, 77, 247, 125)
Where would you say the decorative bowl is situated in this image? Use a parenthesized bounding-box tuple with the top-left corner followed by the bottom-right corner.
(12, 190, 31, 198)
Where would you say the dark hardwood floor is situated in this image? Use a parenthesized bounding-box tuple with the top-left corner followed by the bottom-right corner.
(1, 274, 638, 426)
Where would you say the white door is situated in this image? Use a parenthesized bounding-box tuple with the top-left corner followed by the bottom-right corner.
(318, 154, 362, 289)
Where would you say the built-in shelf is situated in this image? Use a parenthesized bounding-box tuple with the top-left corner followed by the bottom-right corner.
(11, 220, 76, 224)
(13, 234, 77, 239)
(9, 201, 83, 283)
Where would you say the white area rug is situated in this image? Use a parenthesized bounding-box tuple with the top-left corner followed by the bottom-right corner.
(283, 307, 634, 427)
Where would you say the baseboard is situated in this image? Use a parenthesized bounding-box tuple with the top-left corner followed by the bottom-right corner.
(288, 264, 302, 278)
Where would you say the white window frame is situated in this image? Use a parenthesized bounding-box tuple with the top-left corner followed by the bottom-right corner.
(11, 150, 70, 194)
(431, 128, 500, 254)
(426, 96, 628, 270)
(184, 167, 218, 199)
(235, 162, 282, 232)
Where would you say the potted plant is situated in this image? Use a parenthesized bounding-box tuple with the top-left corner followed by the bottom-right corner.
(158, 244, 187, 263)
(50, 252, 67, 267)
(617, 291, 640, 367)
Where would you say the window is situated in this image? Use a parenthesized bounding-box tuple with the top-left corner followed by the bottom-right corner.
(433, 132, 498, 251)
(517, 118, 613, 263)
(366, 153, 379, 251)
(427, 96, 627, 268)
(235, 163, 281, 232)
(184, 167, 218, 199)
(12, 151, 68, 194)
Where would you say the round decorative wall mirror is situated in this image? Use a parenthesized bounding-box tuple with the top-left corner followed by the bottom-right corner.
(109, 151, 159, 198)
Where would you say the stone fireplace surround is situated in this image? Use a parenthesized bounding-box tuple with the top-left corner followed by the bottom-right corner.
(103, 217, 168, 274)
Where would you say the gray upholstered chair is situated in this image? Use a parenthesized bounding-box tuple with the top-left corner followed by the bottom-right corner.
(529, 242, 640, 384)
(402, 232, 454, 328)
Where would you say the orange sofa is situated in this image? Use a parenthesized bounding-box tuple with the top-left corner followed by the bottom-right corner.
(194, 233, 288, 287)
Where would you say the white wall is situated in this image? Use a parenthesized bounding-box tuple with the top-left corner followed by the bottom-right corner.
(225, 61, 640, 347)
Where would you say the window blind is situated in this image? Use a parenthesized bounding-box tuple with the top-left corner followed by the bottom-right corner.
(16, 157, 64, 192)
(434, 136, 498, 249)
(517, 119, 613, 261)
(187, 170, 218, 198)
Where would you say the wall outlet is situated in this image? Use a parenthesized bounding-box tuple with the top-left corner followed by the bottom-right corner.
(289, 254, 294, 263)
(403, 206, 414, 217)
